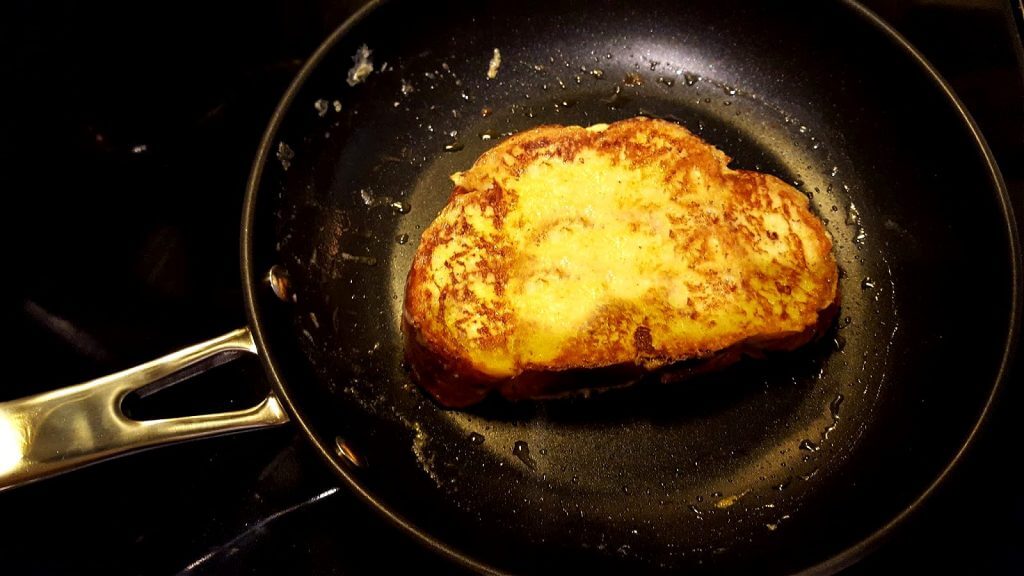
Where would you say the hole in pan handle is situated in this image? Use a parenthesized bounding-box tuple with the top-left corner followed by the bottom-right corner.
(0, 327, 290, 491)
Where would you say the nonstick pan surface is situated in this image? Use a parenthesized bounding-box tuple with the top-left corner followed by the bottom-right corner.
(242, 0, 1018, 573)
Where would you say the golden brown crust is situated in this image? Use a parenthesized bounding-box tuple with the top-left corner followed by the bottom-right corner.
(403, 117, 839, 407)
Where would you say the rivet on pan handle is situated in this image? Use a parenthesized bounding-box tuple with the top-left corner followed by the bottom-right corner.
(0, 327, 289, 491)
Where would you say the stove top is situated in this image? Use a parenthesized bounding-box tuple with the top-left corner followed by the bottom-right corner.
(7, 1, 1023, 574)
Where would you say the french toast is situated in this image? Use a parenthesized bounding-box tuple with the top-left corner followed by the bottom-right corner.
(403, 117, 838, 407)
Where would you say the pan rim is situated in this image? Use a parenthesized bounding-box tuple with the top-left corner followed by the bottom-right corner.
(239, 1, 1021, 574)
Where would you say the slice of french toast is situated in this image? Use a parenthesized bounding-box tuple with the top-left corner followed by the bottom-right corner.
(403, 117, 838, 407)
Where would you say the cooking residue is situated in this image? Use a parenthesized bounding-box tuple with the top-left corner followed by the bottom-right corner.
(512, 440, 536, 470)
(766, 514, 791, 531)
(314, 99, 329, 116)
(714, 490, 749, 509)
(411, 422, 442, 487)
(340, 252, 378, 266)
(360, 189, 409, 214)
(276, 142, 295, 171)
(822, 393, 844, 440)
(799, 439, 820, 452)
(846, 201, 862, 226)
(347, 44, 374, 86)
(487, 48, 502, 80)
(846, 200, 867, 245)
(443, 131, 463, 152)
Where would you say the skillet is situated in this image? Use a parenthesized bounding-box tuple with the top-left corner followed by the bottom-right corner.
(1, 1, 1017, 573)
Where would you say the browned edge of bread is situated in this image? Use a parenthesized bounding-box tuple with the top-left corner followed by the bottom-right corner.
(402, 297, 839, 408)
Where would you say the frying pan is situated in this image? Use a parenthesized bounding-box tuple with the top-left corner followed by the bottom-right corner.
(0, 0, 1017, 573)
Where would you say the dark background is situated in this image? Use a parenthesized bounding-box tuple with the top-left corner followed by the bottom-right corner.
(4, 1, 1022, 574)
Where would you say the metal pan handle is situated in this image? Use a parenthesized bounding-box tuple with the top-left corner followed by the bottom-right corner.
(0, 327, 289, 491)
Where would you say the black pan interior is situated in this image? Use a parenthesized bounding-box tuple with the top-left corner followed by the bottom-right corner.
(244, 1, 1017, 573)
